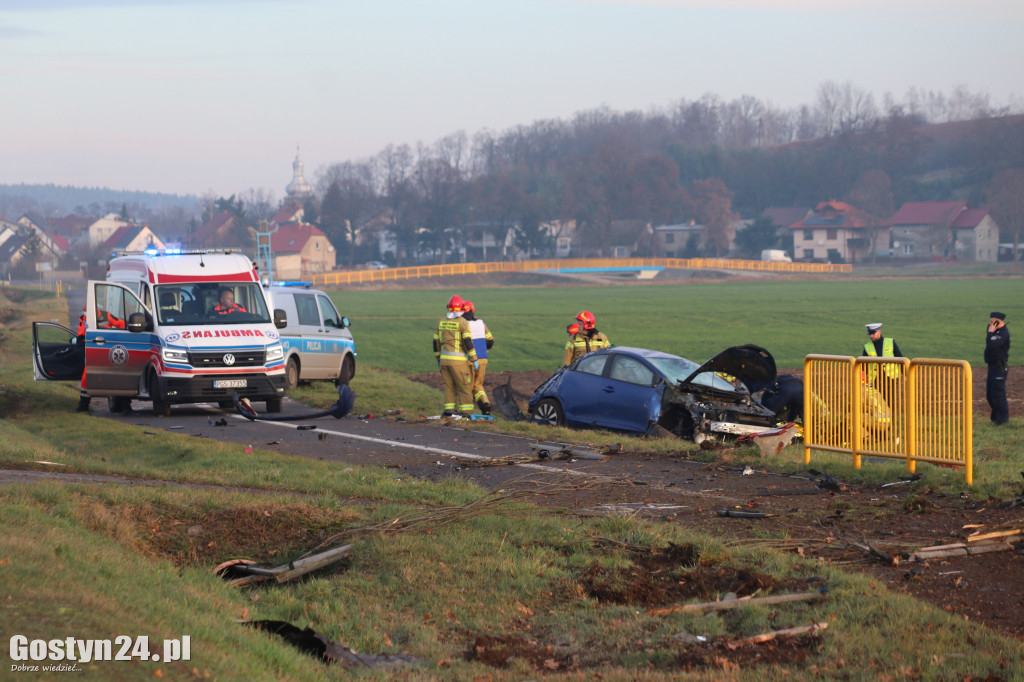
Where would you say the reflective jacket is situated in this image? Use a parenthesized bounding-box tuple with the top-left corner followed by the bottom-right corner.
(434, 315, 478, 366)
(563, 330, 610, 366)
(863, 337, 900, 379)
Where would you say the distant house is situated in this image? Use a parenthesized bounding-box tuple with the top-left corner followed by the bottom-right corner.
(790, 200, 887, 263)
(463, 222, 517, 262)
(103, 224, 166, 254)
(655, 222, 706, 258)
(761, 207, 812, 233)
(888, 201, 997, 261)
(950, 208, 999, 263)
(79, 213, 140, 248)
(269, 222, 335, 280)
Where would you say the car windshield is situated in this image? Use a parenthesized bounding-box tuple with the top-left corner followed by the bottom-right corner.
(646, 355, 742, 392)
(155, 283, 271, 325)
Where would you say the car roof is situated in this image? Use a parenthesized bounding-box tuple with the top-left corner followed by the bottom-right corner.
(597, 346, 689, 362)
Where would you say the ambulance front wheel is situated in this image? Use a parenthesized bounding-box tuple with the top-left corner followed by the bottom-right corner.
(149, 373, 171, 417)
(265, 397, 283, 413)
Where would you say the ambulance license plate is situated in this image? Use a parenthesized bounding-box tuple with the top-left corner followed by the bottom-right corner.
(214, 379, 247, 388)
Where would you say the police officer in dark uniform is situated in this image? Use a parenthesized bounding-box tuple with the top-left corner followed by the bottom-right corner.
(985, 311, 1010, 425)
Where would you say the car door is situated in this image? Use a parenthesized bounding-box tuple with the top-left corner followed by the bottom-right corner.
(86, 281, 152, 395)
(315, 293, 352, 380)
(552, 354, 609, 426)
(32, 322, 84, 381)
(598, 354, 663, 432)
(293, 292, 325, 378)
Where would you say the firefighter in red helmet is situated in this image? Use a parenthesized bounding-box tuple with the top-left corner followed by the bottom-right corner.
(433, 295, 478, 416)
(462, 300, 494, 415)
(562, 310, 611, 366)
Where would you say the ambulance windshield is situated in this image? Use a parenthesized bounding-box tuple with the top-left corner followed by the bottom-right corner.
(154, 283, 271, 326)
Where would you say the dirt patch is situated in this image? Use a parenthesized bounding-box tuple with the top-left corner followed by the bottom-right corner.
(672, 634, 824, 673)
(466, 634, 574, 672)
(99, 501, 360, 567)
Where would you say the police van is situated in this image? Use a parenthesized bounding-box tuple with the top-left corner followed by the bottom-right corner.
(266, 284, 356, 390)
(32, 249, 288, 415)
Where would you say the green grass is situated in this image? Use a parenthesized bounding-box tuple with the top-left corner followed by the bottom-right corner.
(327, 274, 1023, 374)
(3, 285, 1024, 679)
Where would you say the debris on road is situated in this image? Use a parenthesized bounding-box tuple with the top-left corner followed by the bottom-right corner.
(881, 473, 924, 488)
(233, 384, 355, 422)
(717, 508, 778, 519)
(491, 374, 526, 421)
(736, 422, 801, 457)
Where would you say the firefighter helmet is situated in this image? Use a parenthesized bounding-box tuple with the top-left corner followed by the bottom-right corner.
(566, 322, 580, 335)
(462, 300, 475, 314)
(447, 295, 465, 312)
(575, 310, 596, 330)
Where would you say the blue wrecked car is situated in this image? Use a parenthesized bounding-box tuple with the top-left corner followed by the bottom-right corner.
(527, 345, 788, 442)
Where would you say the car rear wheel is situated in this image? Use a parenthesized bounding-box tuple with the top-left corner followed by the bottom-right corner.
(149, 372, 171, 417)
(336, 355, 355, 386)
(533, 398, 564, 426)
(285, 357, 300, 391)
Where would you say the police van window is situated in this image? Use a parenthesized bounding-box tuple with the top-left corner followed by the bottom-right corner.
(295, 294, 320, 326)
(317, 295, 339, 327)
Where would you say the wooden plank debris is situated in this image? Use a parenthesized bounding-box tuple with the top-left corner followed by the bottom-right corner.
(647, 590, 826, 616)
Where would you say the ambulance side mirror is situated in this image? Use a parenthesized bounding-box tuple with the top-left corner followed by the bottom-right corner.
(127, 312, 151, 333)
(274, 309, 287, 329)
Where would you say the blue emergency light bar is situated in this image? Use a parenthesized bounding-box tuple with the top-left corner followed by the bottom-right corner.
(112, 248, 241, 257)
(276, 281, 313, 288)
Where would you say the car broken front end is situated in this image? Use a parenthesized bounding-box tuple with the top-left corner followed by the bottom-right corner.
(652, 381, 777, 443)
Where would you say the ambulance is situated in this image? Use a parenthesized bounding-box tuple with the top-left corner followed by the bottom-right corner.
(32, 249, 288, 415)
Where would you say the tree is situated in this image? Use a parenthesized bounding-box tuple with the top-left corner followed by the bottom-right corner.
(319, 161, 378, 265)
(846, 169, 894, 261)
(986, 169, 1024, 260)
(734, 216, 780, 258)
(376, 144, 419, 266)
(690, 178, 738, 257)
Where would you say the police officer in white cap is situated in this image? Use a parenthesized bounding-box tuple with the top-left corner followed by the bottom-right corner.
(861, 322, 903, 382)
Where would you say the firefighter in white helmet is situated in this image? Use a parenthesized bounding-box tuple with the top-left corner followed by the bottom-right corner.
(433, 295, 478, 416)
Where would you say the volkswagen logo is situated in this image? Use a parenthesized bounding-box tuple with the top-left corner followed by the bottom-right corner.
(222, 353, 236, 366)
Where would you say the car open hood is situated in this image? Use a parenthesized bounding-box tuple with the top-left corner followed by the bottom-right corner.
(679, 344, 777, 393)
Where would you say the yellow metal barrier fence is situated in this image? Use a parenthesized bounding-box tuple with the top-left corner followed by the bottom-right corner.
(803, 355, 973, 484)
(309, 257, 852, 287)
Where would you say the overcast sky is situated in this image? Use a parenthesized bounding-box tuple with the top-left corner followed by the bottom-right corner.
(3, 0, 1022, 198)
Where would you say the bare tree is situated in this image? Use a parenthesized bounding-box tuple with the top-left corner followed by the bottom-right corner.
(986, 169, 1024, 260)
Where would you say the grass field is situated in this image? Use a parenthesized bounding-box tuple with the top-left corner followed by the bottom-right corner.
(326, 276, 1024, 374)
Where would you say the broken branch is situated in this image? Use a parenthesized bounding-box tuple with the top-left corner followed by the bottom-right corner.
(647, 590, 826, 616)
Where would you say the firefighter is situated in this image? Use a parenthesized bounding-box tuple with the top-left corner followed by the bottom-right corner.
(861, 322, 902, 382)
(985, 312, 1010, 425)
(433, 295, 478, 416)
(462, 301, 494, 415)
(213, 288, 247, 315)
(562, 311, 611, 366)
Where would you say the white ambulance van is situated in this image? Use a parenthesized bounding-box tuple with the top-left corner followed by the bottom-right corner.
(32, 249, 288, 415)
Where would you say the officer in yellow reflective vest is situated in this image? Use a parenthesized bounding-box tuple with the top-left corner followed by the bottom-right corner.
(434, 295, 478, 416)
(861, 322, 902, 381)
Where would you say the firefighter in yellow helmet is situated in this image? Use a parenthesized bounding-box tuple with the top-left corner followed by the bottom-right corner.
(433, 295, 478, 416)
(562, 311, 611, 366)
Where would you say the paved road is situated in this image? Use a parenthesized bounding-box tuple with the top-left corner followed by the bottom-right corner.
(71, 396, 824, 517)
